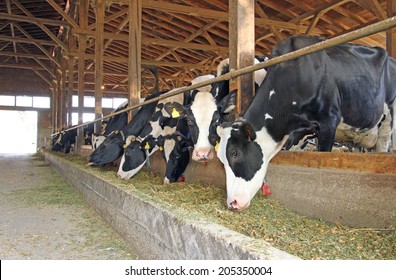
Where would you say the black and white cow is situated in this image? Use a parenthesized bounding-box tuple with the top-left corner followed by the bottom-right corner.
(87, 90, 163, 166)
(216, 35, 396, 210)
(52, 122, 94, 153)
(91, 101, 129, 150)
(154, 118, 192, 184)
(116, 75, 213, 180)
(164, 58, 266, 162)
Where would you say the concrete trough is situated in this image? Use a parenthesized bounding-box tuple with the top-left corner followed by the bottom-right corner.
(43, 151, 298, 260)
(150, 151, 396, 229)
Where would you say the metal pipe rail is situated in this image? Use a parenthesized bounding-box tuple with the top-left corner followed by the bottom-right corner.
(52, 15, 396, 137)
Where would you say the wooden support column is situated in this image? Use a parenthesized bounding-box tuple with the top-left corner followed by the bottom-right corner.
(94, 0, 104, 134)
(56, 70, 62, 130)
(128, 0, 142, 122)
(67, 32, 76, 127)
(77, 0, 89, 152)
(51, 85, 57, 133)
(67, 56, 74, 127)
(229, 0, 255, 115)
(387, 0, 396, 152)
(61, 60, 67, 129)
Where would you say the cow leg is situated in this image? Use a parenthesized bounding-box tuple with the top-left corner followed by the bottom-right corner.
(375, 104, 391, 152)
(316, 116, 339, 152)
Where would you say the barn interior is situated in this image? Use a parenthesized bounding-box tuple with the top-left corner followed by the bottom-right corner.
(0, 0, 395, 152)
(0, 0, 396, 262)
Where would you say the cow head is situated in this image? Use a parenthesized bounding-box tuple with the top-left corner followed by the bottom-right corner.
(217, 114, 319, 210)
(91, 134, 106, 150)
(117, 135, 158, 180)
(87, 130, 125, 166)
(164, 91, 235, 162)
(157, 133, 192, 184)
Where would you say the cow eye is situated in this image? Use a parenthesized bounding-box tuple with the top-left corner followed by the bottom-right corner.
(232, 151, 238, 158)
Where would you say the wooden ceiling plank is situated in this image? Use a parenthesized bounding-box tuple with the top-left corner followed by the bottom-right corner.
(357, 0, 387, 20)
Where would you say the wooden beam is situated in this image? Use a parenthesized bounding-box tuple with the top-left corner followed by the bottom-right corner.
(0, 12, 70, 27)
(11, 0, 68, 51)
(94, 0, 104, 134)
(87, 8, 128, 30)
(140, 0, 303, 30)
(128, 0, 142, 122)
(5, 0, 17, 64)
(0, 34, 57, 46)
(17, 44, 56, 78)
(73, 28, 229, 52)
(11, 24, 60, 67)
(46, 0, 78, 29)
(229, 0, 255, 115)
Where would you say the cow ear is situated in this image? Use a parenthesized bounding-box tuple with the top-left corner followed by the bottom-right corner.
(218, 90, 236, 114)
(164, 102, 186, 118)
(240, 122, 256, 142)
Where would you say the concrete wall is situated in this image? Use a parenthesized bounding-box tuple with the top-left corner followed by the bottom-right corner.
(150, 151, 396, 229)
(44, 151, 297, 260)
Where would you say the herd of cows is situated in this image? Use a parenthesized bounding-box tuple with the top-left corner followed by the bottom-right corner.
(51, 35, 396, 210)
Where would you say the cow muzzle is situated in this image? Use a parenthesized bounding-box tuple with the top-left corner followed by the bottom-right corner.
(192, 148, 214, 161)
(227, 198, 250, 211)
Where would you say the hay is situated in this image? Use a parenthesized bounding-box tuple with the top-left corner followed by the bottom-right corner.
(52, 152, 395, 259)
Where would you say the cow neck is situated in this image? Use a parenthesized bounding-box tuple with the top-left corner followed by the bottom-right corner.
(242, 76, 289, 162)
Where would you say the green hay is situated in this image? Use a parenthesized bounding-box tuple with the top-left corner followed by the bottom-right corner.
(52, 152, 396, 260)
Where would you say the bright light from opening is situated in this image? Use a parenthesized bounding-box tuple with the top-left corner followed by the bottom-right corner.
(0, 110, 37, 153)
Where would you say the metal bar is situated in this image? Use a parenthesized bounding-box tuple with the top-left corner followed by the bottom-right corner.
(51, 16, 396, 136)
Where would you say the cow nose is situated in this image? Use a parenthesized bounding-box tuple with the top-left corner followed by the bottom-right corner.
(228, 199, 239, 210)
(193, 148, 213, 161)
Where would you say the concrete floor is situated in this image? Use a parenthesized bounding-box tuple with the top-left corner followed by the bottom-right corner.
(0, 153, 138, 259)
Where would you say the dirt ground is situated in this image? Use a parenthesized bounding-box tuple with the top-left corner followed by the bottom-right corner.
(0, 153, 138, 259)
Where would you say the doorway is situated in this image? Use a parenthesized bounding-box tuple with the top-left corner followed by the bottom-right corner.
(0, 110, 38, 153)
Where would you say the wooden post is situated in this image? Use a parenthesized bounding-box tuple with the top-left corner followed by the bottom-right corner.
(229, 0, 255, 115)
(94, 0, 104, 134)
(61, 60, 67, 129)
(67, 56, 74, 127)
(128, 0, 142, 122)
(51, 85, 57, 133)
(77, 0, 89, 152)
(387, 0, 396, 152)
(67, 31, 76, 127)
(56, 70, 62, 130)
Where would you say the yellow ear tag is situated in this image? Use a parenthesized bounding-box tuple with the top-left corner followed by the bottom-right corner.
(171, 108, 180, 118)
(159, 146, 163, 151)
(123, 144, 127, 149)
(215, 141, 219, 152)
(144, 142, 150, 150)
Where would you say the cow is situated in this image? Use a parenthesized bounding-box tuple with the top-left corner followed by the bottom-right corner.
(216, 35, 396, 211)
(115, 75, 211, 180)
(87, 90, 163, 166)
(164, 58, 266, 162)
(51, 122, 94, 153)
(156, 128, 192, 184)
(91, 101, 129, 150)
(116, 74, 216, 180)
